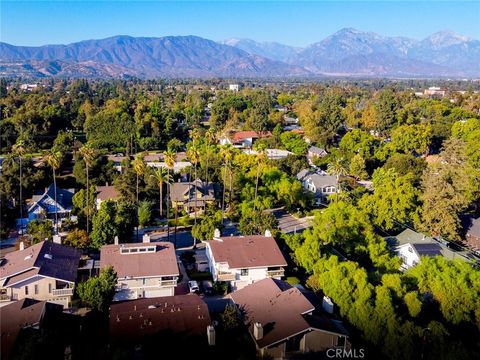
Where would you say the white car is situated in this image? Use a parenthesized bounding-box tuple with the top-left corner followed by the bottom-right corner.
(188, 280, 199, 293)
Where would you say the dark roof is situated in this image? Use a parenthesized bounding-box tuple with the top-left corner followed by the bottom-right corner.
(170, 180, 216, 203)
(28, 184, 74, 212)
(208, 235, 287, 269)
(109, 294, 211, 344)
(100, 242, 179, 279)
(0, 298, 63, 359)
(461, 215, 480, 238)
(0, 241, 81, 284)
(308, 146, 327, 156)
(230, 278, 319, 348)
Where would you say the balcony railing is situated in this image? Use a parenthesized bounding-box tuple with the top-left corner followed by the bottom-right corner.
(159, 279, 177, 287)
(217, 272, 236, 281)
(266, 269, 285, 278)
(52, 288, 74, 296)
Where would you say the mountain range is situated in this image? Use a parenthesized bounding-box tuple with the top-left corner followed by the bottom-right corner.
(1, 28, 479, 78)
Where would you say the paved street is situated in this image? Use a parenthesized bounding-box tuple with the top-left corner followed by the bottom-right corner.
(269, 208, 313, 234)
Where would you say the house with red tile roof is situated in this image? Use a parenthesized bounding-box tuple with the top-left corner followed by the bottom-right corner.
(230, 278, 349, 359)
(219, 130, 272, 149)
(205, 231, 287, 290)
(100, 241, 180, 301)
(0, 241, 81, 307)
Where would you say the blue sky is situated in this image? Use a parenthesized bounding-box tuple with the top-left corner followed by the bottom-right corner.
(1, 1, 479, 47)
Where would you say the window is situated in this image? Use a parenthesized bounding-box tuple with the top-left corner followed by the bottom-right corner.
(34, 285, 39, 295)
(25, 286, 29, 295)
(240, 269, 249, 276)
(48, 283, 52, 293)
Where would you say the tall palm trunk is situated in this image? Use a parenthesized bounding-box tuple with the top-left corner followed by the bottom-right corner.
(205, 147, 209, 186)
(159, 182, 163, 217)
(194, 164, 198, 242)
(86, 164, 90, 233)
(19, 156, 23, 233)
(136, 173, 139, 241)
(52, 168, 58, 234)
(166, 169, 170, 241)
(229, 168, 233, 207)
(254, 163, 261, 211)
(221, 162, 227, 223)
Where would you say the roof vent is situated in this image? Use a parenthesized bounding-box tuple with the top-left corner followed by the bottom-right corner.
(265, 229, 272, 237)
(44, 254, 53, 260)
(213, 228, 221, 239)
(24, 254, 33, 260)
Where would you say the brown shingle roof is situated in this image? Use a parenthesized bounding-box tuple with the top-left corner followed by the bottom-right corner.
(208, 235, 287, 269)
(100, 242, 179, 279)
(96, 186, 120, 201)
(230, 278, 315, 348)
(0, 241, 81, 284)
(109, 294, 210, 343)
(170, 180, 215, 203)
(0, 298, 63, 359)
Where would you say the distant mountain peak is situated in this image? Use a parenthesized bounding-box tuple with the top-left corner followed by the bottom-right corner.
(424, 30, 473, 47)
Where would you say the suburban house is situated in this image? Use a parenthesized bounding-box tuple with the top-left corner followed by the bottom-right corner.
(243, 148, 293, 160)
(0, 241, 81, 307)
(230, 278, 350, 359)
(307, 146, 328, 165)
(26, 184, 74, 224)
(229, 84, 240, 92)
(386, 228, 470, 270)
(95, 185, 120, 210)
(296, 169, 338, 205)
(0, 298, 64, 360)
(424, 86, 446, 98)
(219, 130, 272, 149)
(107, 154, 128, 172)
(109, 294, 212, 350)
(100, 241, 180, 301)
(461, 215, 480, 249)
(206, 231, 287, 290)
(143, 152, 192, 173)
(170, 179, 217, 214)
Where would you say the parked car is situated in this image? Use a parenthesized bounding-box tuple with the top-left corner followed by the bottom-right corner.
(201, 280, 214, 296)
(188, 280, 199, 293)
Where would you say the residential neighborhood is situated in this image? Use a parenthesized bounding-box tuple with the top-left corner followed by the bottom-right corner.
(1, 7, 480, 357)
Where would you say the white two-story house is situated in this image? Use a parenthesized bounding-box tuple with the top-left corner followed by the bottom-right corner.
(206, 231, 287, 291)
(296, 169, 338, 205)
(0, 241, 81, 307)
(100, 240, 179, 301)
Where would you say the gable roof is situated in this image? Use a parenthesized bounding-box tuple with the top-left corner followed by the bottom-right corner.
(308, 146, 327, 157)
(208, 235, 287, 269)
(28, 184, 74, 213)
(296, 170, 337, 189)
(109, 294, 210, 344)
(230, 278, 317, 348)
(170, 180, 216, 203)
(100, 242, 179, 279)
(0, 298, 63, 359)
(96, 186, 120, 201)
(386, 229, 469, 262)
(0, 241, 81, 285)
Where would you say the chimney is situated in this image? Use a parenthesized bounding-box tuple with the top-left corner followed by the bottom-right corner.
(114, 236, 119, 245)
(322, 296, 334, 314)
(19, 241, 25, 251)
(207, 325, 216, 346)
(264, 229, 272, 237)
(213, 228, 221, 239)
(253, 322, 263, 340)
(53, 235, 62, 244)
(142, 234, 151, 243)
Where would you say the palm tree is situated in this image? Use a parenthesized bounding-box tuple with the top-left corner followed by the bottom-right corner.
(132, 154, 146, 240)
(204, 128, 216, 185)
(163, 149, 177, 243)
(150, 167, 171, 219)
(79, 144, 95, 234)
(327, 157, 348, 202)
(219, 144, 235, 223)
(12, 141, 26, 233)
(187, 142, 201, 247)
(253, 145, 267, 212)
(44, 150, 62, 234)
